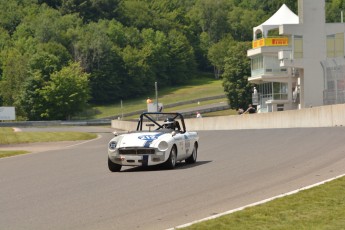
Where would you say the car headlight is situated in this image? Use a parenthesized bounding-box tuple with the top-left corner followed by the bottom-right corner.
(109, 141, 117, 150)
(158, 141, 169, 151)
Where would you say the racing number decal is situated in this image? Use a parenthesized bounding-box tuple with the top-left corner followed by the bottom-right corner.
(184, 135, 190, 153)
(138, 133, 164, 148)
(138, 135, 159, 141)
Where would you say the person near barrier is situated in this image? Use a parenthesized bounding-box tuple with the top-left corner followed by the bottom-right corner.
(243, 104, 256, 114)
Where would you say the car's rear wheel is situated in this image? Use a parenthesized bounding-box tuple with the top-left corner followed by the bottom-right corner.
(185, 143, 197, 164)
(164, 145, 177, 169)
(108, 157, 122, 172)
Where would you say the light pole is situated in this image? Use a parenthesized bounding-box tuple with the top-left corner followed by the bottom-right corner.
(121, 99, 123, 120)
(155, 82, 158, 112)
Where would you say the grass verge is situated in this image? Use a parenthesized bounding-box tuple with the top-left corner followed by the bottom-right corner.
(0, 127, 97, 157)
(0, 127, 97, 145)
(75, 76, 224, 119)
(202, 109, 238, 117)
(183, 175, 345, 229)
(0, 150, 29, 158)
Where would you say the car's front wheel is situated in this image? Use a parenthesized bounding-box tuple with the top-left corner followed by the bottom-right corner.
(185, 143, 197, 164)
(164, 145, 177, 169)
(108, 157, 122, 172)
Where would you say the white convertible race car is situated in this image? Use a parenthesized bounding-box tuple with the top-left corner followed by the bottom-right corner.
(108, 112, 199, 172)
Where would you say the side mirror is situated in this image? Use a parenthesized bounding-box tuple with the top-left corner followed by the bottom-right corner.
(113, 131, 118, 136)
(171, 131, 177, 136)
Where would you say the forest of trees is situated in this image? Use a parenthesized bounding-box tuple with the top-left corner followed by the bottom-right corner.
(0, 0, 342, 120)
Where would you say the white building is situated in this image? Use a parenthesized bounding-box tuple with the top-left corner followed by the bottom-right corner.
(247, 0, 345, 112)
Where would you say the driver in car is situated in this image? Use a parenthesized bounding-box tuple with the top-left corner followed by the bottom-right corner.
(163, 118, 181, 131)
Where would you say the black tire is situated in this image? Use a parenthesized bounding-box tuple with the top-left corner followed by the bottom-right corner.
(185, 143, 197, 164)
(164, 145, 177, 169)
(108, 157, 122, 172)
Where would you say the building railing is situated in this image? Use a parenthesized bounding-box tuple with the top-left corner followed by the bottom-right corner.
(251, 68, 288, 78)
(252, 37, 289, 49)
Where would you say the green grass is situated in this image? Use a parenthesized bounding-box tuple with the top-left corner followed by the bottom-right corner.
(163, 98, 227, 112)
(0, 150, 29, 158)
(124, 98, 231, 120)
(0, 127, 97, 145)
(202, 108, 238, 117)
(0, 127, 97, 157)
(158, 77, 224, 104)
(75, 76, 224, 119)
(183, 176, 345, 229)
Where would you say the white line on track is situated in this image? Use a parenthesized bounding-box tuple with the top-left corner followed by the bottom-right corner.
(0, 134, 102, 160)
(65, 134, 102, 148)
(167, 173, 345, 230)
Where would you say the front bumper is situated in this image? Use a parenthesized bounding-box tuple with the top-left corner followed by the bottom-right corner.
(108, 149, 166, 166)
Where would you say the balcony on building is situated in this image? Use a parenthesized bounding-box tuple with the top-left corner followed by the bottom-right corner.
(248, 4, 300, 84)
(248, 36, 291, 84)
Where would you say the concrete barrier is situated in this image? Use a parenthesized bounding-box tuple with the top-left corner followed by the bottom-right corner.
(111, 104, 345, 131)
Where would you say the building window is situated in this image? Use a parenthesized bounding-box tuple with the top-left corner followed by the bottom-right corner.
(294, 35, 303, 58)
(258, 82, 288, 111)
(273, 82, 288, 100)
(327, 33, 344, 58)
(277, 104, 284, 111)
(252, 56, 263, 70)
(251, 56, 264, 76)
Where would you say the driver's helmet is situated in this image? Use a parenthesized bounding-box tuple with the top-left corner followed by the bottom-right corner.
(163, 117, 175, 129)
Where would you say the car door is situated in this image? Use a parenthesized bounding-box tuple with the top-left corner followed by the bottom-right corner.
(174, 132, 187, 161)
(183, 132, 192, 158)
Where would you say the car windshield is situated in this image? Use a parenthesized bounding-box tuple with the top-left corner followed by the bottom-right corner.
(137, 112, 186, 133)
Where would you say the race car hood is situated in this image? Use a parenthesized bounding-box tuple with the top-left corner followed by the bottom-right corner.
(118, 132, 167, 148)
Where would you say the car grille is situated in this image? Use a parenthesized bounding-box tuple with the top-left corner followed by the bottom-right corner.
(119, 148, 156, 155)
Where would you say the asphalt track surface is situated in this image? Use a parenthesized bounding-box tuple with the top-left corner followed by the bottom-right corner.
(1, 126, 345, 230)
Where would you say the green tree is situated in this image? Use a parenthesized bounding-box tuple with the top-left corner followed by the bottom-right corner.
(72, 20, 127, 103)
(40, 62, 90, 120)
(119, 28, 170, 98)
(326, 0, 345, 22)
(0, 47, 30, 116)
(166, 29, 196, 85)
(118, 0, 154, 30)
(190, 0, 231, 43)
(19, 41, 72, 120)
(20, 71, 47, 120)
(187, 0, 232, 71)
(235, 0, 297, 13)
(222, 41, 253, 110)
(29, 42, 72, 77)
(227, 7, 267, 41)
(59, 0, 121, 22)
(140, 28, 169, 86)
(120, 45, 153, 97)
(13, 4, 81, 47)
(208, 35, 234, 79)
(0, 0, 32, 35)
